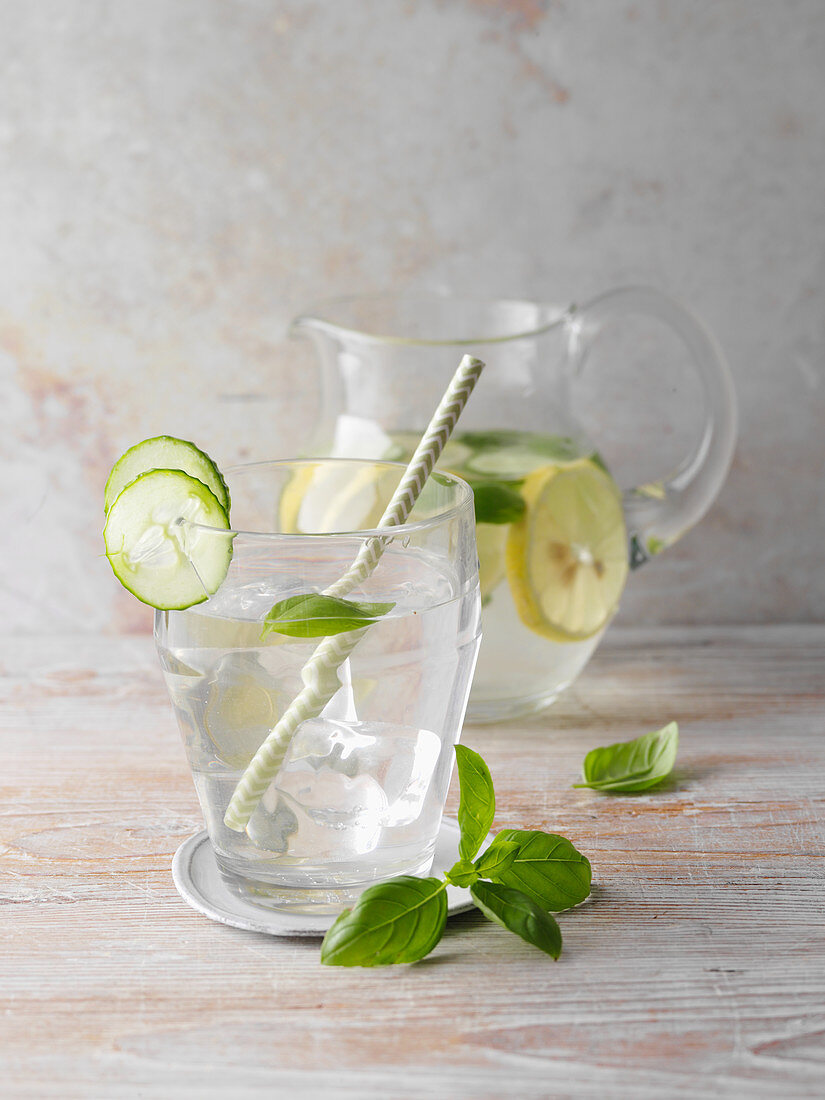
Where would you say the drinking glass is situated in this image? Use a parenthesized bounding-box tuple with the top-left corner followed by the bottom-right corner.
(154, 459, 481, 913)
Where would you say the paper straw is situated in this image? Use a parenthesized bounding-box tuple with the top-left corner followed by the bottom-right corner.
(223, 353, 485, 832)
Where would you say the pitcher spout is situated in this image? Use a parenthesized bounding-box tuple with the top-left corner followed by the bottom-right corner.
(288, 311, 327, 341)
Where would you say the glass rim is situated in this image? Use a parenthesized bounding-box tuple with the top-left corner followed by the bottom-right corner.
(181, 457, 476, 540)
(291, 291, 574, 347)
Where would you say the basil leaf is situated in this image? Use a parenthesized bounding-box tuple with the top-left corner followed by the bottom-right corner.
(473, 838, 520, 879)
(454, 745, 496, 861)
(574, 722, 679, 793)
(445, 859, 479, 888)
(470, 880, 562, 959)
(590, 450, 609, 474)
(262, 593, 395, 639)
(488, 830, 591, 911)
(472, 482, 525, 525)
(320, 877, 447, 967)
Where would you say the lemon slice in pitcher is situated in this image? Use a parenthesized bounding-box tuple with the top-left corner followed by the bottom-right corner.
(505, 459, 628, 643)
(476, 522, 509, 602)
(280, 462, 402, 533)
(278, 464, 318, 532)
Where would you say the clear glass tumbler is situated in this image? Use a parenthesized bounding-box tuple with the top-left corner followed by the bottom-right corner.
(154, 459, 481, 913)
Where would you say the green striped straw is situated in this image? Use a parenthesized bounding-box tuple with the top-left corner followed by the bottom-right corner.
(223, 353, 485, 833)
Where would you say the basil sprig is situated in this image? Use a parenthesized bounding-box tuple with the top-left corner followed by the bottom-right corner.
(320, 745, 591, 967)
(574, 722, 679, 793)
(262, 593, 395, 639)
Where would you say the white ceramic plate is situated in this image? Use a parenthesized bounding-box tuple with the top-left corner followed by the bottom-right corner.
(172, 816, 485, 937)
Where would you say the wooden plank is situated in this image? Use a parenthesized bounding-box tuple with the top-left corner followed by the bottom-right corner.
(0, 627, 824, 1098)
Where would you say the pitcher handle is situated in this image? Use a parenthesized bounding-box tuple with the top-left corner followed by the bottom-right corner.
(567, 286, 737, 568)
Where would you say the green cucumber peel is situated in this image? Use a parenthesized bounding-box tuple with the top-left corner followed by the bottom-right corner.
(524, 434, 581, 461)
(103, 468, 232, 611)
(104, 435, 230, 515)
(459, 429, 526, 450)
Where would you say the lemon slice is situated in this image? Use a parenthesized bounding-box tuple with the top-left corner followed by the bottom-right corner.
(384, 432, 472, 472)
(278, 464, 319, 532)
(280, 463, 402, 533)
(476, 522, 508, 602)
(203, 654, 285, 768)
(325, 465, 401, 530)
(505, 460, 628, 642)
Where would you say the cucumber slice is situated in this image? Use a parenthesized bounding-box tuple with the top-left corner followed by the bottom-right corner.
(383, 433, 472, 472)
(525, 434, 581, 461)
(466, 447, 550, 481)
(438, 440, 473, 471)
(104, 469, 233, 610)
(104, 436, 230, 516)
(466, 436, 581, 482)
(382, 431, 422, 461)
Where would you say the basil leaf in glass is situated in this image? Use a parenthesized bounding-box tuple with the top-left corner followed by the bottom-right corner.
(320, 877, 447, 967)
(574, 722, 679, 793)
(262, 593, 395, 639)
(487, 830, 591, 911)
(470, 880, 562, 959)
(454, 745, 496, 861)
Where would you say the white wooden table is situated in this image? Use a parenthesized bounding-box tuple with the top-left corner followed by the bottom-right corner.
(2, 626, 823, 1098)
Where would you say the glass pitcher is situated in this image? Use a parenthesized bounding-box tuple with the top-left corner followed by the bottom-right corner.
(290, 288, 737, 722)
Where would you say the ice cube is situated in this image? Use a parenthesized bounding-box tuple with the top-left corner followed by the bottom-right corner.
(245, 718, 443, 859)
(318, 656, 357, 724)
(283, 717, 442, 828)
(248, 765, 386, 859)
(244, 798, 298, 854)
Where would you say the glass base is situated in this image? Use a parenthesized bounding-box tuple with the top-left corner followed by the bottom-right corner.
(214, 851, 436, 916)
(466, 681, 571, 724)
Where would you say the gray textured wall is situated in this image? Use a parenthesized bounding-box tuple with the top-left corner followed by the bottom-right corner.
(1, 0, 822, 635)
